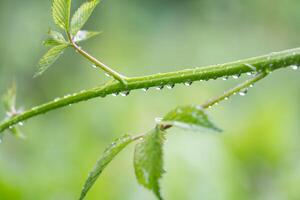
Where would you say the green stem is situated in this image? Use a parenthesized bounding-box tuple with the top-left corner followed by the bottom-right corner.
(202, 72, 267, 109)
(1, 47, 300, 133)
(68, 34, 128, 85)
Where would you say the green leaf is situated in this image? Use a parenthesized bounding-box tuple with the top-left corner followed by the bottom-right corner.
(43, 29, 68, 46)
(134, 127, 165, 200)
(161, 105, 222, 132)
(70, 0, 100, 35)
(35, 44, 68, 77)
(73, 30, 101, 43)
(52, 0, 72, 30)
(2, 82, 16, 111)
(79, 134, 134, 200)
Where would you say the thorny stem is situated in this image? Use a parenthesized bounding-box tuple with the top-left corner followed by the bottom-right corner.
(1, 47, 300, 133)
(68, 33, 128, 85)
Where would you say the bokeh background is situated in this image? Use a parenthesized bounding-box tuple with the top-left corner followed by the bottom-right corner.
(0, 0, 300, 199)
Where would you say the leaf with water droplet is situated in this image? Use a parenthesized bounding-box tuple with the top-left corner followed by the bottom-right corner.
(79, 134, 134, 200)
(160, 105, 221, 132)
(134, 127, 165, 200)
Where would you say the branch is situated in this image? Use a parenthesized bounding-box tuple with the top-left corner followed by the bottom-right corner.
(201, 72, 267, 109)
(1, 47, 299, 133)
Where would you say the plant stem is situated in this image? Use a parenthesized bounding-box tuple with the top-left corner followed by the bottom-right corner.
(201, 72, 267, 109)
(0, 47, 300, 133)
(68, 33, 128, 85)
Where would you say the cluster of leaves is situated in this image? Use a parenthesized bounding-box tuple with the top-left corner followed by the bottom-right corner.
(79, 105, 221, 200)
(35, 0, 101, 77)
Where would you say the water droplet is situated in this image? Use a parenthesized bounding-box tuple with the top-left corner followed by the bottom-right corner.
(166, 84, 175, 89)
(112, 92, 119, 97)
(290, 65, 299, 70)
(246, 72, 252, 76)
(18, 122, 24, 126)
(92, 64, 97, 69)
(155, 117, 163, 123)
(184, 81, 193, 86)
(54, 98, 60, 102)
(232, 74, 241, 79)
(120, 91, 130, 97)
(239, 89, 248, 96)
(156, 86, 164, 90)
(105, 73, 111, 77)
(249, 84, 254, 88)
(222, 76, 229, 81)
(224, 97, 229, 100)
(142, 88, 149, 92)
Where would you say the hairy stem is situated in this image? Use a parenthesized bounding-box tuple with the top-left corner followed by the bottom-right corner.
(1, 47, 300, 133)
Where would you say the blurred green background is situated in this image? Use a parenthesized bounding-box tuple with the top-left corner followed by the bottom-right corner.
(0, 0, 300, 199)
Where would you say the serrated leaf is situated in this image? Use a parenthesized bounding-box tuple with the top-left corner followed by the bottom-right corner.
(70, 0, 100, 35)
(43, 29, 68, 46)
(52, 0, 72, 30)
(2, 82, 16, 111)
(35, 44, 68, 77)
(79, 134, 134, 200)
(134, 127, 165, 200)
(73, 30, 101, 43)
(161, 105, 222, 132)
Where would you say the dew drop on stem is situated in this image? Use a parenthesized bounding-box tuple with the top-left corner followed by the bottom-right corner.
(142, 88, 149, 92)
(92, 64, 97, 69)
(290, 65, 299, 70)
(166, 84, 175, 89)
(156, 86, 164, 90)
(184, 81, 193, 86)
(112, 92, 119, 97)
(239, 89, 248, 96)
(155, 117, 163, 123)
(222, 76, 229, 81)
(232, 74, 241, 79)
(120, 91, 130, 97)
